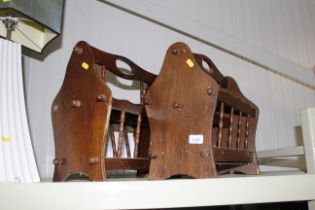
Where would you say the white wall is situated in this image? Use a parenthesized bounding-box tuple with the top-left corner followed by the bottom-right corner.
(24, 0, 315, 178)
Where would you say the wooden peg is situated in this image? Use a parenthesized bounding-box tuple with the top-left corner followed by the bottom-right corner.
(88, 156, 99, 165)
(71, 99, 81, 108)
(96, 94, 106, 103)
(53, 158, 65, 166)
(74, 46, 83, 55)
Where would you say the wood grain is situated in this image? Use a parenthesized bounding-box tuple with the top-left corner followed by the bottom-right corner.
(146, 42, 219, 179)
(52, 42, 112, 181)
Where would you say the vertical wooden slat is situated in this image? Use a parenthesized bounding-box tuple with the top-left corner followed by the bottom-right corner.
(217, 102, 224, 147)
(116, 111, 126, 157)
(237, 111, 242, 149)
(110, 124, 117, 157)
(244, 115, 250, 149)
(124, 126, 131, 158)
(101, 65, 106, 82)
(227, 107, 234, 148)
(133, 114, 142, 158)
(140, 82, 145, 104)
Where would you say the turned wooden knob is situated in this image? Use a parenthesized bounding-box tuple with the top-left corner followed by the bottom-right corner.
(171, 47, 181, 56)
(88, 156, 100, 165)
(52, 105, 58, 112)
(96, 95, 106, 103)
(172, 101, 183, 111)
(143, 98, 152, 105)
(74, 46, 83, 55)
(53, 158, 65, 166)
(71, 99, 81, 108)
(200, 150, 209, 158)
(207, 86, 213, 95)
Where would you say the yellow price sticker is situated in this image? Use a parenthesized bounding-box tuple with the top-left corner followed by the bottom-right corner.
(2, 136, 10, 142)
(186, 58, 194, 68)
(81, 62, 89, 70)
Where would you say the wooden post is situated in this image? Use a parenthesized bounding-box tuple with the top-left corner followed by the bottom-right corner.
(134, 114, 142, 158)
(116, 111, 126, 157)
(227, 107, 234, 148)
(244, 115, 250, 149)
(217, 102, 224, 147)
(237, 111, 242, 149)
(124, 126, 131, 158)
(110, 124, 117, 157)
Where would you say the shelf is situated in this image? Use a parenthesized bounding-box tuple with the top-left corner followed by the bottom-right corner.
(257, 146, 305, 158)
(1, 173, 315, 209)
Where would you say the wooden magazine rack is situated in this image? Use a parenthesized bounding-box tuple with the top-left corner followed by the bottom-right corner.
(145, 42, 259, 179)
(52, 41, 259, 181)
(52, 41, 155, 181)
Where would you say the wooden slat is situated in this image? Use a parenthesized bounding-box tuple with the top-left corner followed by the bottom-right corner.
(110, 109, 149, 128)
(214, 148, 252, 163)
(116, 111, 126, 157)
(236, 112, 242, 149)
(133, 114, 142, 158)
(228, 107, 234, 148)
(110, 124, 117, 157)
(112, 98, 143, 114)
(105, 158, 150, 170)
(123, 127, 131, 158)
(218, 90, 255, 116)
(217, 102, 224, 147)
(244, 115, 250, 149)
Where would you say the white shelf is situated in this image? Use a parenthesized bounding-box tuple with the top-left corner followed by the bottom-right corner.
(1, 173, 315, 209)
(2, 107, 315, 210)
(257, 146, 305, 158)
(1, 108, 314, 209)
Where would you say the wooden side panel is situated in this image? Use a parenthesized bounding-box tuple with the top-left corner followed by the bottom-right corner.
(145, 42, 219, 179)
(52, 41, 112, 181)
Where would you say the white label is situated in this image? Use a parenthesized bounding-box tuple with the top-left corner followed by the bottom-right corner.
(188, 134, 204, 144)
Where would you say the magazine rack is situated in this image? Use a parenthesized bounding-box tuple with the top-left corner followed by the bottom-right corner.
(52, 41, 259, 181)
(52, 41, 155, 181)
(145, 42, 259, 179)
